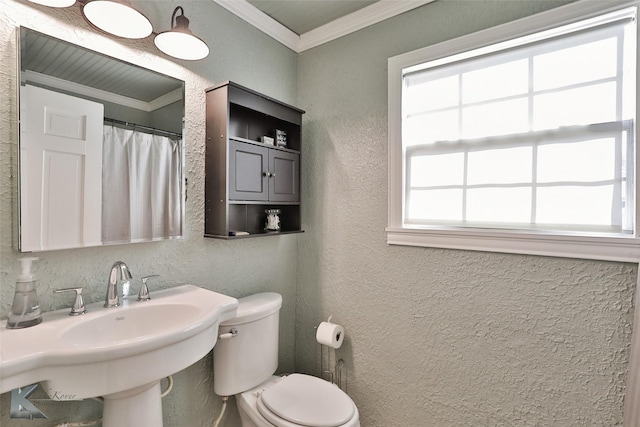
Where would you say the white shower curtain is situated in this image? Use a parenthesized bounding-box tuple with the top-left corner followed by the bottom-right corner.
(102, 125, 183, 244)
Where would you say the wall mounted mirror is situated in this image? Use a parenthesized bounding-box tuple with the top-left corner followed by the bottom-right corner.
(18, 27, 185, 252)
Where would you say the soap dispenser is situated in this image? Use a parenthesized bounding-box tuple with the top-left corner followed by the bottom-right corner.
(7, 257, 42, 329)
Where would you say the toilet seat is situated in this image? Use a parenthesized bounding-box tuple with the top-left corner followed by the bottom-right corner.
(256, 374, 356, 427)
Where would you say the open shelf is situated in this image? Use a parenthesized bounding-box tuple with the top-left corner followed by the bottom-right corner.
(229, 136, 301, 155)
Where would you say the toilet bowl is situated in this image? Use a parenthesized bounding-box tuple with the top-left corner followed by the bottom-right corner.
(213, 292, 360, 427)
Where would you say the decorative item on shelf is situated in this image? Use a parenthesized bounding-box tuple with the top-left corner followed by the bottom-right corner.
(261, 136, 275, 146)
(275, 129, 287, 147)
(265, 209, 281, 232)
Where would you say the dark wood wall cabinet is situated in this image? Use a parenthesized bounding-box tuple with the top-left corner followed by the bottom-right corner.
(205, 81, 305, 239)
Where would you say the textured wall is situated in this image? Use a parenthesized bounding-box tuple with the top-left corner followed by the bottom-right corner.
(2, 1, 639, 426)
(0, 1, 298, 426)
(296, 0, 638, 425)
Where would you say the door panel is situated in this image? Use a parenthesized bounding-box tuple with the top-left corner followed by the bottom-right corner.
(20, 85, 103, 251)
(229, 140, 268, 201)
(269, 151, 299, 202)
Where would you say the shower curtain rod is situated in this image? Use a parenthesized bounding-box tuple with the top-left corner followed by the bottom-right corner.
(104, 118, 182, 139)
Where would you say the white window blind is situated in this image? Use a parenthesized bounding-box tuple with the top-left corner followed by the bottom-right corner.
(387, 2, 640, 261)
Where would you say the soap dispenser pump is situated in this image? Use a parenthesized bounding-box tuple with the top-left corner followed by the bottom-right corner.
(7, 257, 42, 329)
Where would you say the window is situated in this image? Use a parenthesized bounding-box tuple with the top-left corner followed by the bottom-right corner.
(387, 2, 640, 261)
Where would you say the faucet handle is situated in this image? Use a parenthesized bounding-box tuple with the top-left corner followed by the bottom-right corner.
(138, 275, 159, 301)
(54, 287, 86, 316)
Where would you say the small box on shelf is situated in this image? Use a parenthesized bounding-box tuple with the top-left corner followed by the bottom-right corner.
(275, 129, 287, 147)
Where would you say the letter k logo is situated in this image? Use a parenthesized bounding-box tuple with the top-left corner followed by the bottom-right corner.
(10, 384, 47, 419)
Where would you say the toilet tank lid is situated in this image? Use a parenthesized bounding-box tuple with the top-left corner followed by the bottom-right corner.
(220, 292, 282, 326)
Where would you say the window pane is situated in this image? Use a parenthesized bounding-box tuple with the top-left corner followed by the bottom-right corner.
(534, 38, 617, 91)
(404, 109, 459, 146)
(410, 153, 465, 187)
(533, 82, 617, 130)
(466, 187, 531, 223)
(463, 59, 528, 103)
(537, 185, 616, 226)
(537, 138, 617, 183)
(467, 147, 532, 185)
(407, 189, 463, 221)
(404, 75, 459, 115)
(462, 98, 528, 139)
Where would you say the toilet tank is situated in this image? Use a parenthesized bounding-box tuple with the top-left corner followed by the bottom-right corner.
(213, 292, 282, 396)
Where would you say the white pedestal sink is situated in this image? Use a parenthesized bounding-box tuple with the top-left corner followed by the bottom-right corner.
(0, 285, 238, 427)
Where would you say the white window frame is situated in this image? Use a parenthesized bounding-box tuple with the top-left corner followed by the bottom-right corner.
(387, 0, 640, 262)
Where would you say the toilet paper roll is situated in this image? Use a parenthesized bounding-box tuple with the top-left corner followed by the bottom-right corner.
(316, 321, 345, 349)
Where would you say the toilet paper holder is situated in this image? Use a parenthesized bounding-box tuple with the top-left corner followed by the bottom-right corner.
(315, 316, 347, 392)
(321, 359, 346, 392)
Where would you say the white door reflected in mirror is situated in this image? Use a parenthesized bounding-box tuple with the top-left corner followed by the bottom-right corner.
(20, 85, 103, 251)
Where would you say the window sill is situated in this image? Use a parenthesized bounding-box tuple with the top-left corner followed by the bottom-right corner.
(386, 227, 640, 262)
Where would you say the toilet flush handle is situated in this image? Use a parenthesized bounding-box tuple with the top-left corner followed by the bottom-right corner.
(218, 328, 238, 340)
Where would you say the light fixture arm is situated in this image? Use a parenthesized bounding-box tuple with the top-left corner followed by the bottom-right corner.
(171, 6, 192, 34)
(172, 6, 183, 27)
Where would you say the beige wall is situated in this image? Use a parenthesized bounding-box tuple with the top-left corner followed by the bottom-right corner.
(296, 0, 638, 425)
(0, 1, 298, 426)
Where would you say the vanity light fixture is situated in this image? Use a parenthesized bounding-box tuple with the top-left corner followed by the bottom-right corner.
(27, 0, 76, 7)
(154, 6, 209, 61)
(82, 0, 153, 39)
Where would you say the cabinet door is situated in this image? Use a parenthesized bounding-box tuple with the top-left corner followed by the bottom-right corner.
(269, 150, 300, 202)
(229, 140, 268, 201)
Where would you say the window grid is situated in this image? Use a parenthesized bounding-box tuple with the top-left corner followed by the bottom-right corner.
(405, 124, 631, 231)
(403, 22, 631, 234)
(528, 55, 537, 227)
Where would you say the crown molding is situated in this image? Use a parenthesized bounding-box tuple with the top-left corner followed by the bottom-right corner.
(22, 70, 179, 112)
(148, 88, 184, 111)
(211, 0, 435, 53)
(298, 0, 436, 52)
(212, 0, 300, 50)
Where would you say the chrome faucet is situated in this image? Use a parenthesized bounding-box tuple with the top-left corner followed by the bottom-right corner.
(105, 261, 133, 308)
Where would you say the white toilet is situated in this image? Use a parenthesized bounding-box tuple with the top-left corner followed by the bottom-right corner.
(214, 292, 360, 427)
